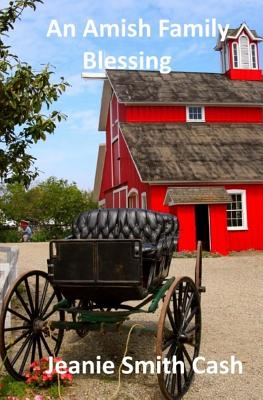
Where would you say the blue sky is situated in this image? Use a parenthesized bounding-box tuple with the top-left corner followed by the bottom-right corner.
(4, 0, 263, 190)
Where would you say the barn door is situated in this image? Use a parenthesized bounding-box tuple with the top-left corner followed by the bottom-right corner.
(195, 205, 210, 251)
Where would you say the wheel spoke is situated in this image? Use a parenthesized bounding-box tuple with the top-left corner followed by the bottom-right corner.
(176, 350, 182, 394)
(181, 352, 188, 381)
(166, 342, 177, 361)
(6, 330, 30, 351)
(183, 307, 198, 330)
(35, 274, 39, 314)
(181, 283, 190, 316)
(40, 291, 56, 318)
(19, 335, 34, 375)
(7, 308, 30, 324)
(39, 279, 49, 314)
(10, 334, 32, 366)
(36, 336, 43, 359)
(178, 283, 183, 322)
(15, 289, 32, 318)
(165, 365, 173, 391)
(162, 336, 175, 351)
(172, 290, 179, 327)
(170, 370, 177, 396)
(40, 334, 53, 356)
(4, 325, 31, 332)
(185, 323, 200, 334)
(42, 307, 57, 321)
(182, 345, 193, 368)
(50, 334, 58, 343)
(182, 292, 194, 325)
(31, 337, 37, 365)
(167, 306, 177, 332)
(25, 278, 35, 314)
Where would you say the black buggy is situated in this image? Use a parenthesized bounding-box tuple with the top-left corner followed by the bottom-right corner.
(0, 208, 205, 399)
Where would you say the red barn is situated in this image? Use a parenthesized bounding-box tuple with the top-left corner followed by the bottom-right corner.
(93, 23, 263, 255)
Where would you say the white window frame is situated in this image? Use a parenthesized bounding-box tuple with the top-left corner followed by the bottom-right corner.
(127, 188, 139, 208)
(221, 50, 225, 73)
(239, 34, 250, 69)
(232, 42, 239, 69)
(224, 44, 229, 71)
(141, 192, 147, 209)
(250, 43, 258, 69)
(113, 186, 128, 208)
(227, 189, 248, 231)
(186, 106, 205, 122)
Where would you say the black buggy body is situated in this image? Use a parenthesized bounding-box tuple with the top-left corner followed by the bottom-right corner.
(48, 208, 179, 306)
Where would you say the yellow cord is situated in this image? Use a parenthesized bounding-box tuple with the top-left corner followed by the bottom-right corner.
(47, 322, 63, 400)
(109, 323, 145, 400)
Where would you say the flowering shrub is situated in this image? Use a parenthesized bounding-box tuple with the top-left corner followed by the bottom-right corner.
(24, 357, 73, 387)
(6, 397, 44, 400)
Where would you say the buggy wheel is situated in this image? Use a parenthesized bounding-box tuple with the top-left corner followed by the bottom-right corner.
(156, 277, 201, 400)
(0, 270, 65, 380)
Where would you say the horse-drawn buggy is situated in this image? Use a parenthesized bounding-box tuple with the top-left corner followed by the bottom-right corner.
(0, 208, 205, 399)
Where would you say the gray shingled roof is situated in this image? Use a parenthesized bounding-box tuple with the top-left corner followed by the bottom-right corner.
(164, 187, 232, 205)
(107, 70, 263, 105)
(226, 28, 261, 39)
(120, 123, 263, 183)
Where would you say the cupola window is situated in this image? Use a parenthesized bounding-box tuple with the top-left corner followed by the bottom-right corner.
(239, 35, 250, 69)
(251, 44, 258, 69)
(232, 43, 239, 68)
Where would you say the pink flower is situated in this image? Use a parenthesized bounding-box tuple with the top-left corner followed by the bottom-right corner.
(30, 360, 39, 368)
(42, 373, 54, 382)
(34, 395, 44, 400)
(60, 372, 73, 382)
(53, 357, 62, 363)
(24, 356, 73, 387)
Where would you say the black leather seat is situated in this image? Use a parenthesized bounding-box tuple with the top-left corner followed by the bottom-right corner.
(72, 208, 179, 289)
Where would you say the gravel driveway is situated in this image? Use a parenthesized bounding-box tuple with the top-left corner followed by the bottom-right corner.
(2, 243, 263, 400)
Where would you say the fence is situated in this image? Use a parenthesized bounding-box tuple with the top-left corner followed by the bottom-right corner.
(0, 247, 18, 327)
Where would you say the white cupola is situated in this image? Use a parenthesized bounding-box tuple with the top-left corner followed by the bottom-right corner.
(215, 23, 262, 81)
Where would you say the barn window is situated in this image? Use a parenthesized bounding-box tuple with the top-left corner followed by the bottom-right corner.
(239, 35, 250, 69)
(227, 190, 248, 230)
(251, 44, 258, 69)
(232, 43, 239, 68)
(186, 106, 205, 122)
(224, 44, 229, 71)
(127, 189, 138, 208)
(141, 192, 147, 209)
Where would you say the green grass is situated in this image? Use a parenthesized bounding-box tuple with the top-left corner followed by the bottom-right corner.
(0, 374, 68, 399)
(46, 383, 65, 398)
(173, 251, 221, 258)
(0, 375, 27, 398)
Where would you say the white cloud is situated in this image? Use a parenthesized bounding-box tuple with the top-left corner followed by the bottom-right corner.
(175, 43, 209, 61)
(65, 73, 102, 96)
(67, 110, 99, 134)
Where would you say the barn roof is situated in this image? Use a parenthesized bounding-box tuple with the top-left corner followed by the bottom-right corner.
(106, 70, 263, 105)
(119, 123, 263, 183)
(164, 187, 232, 205)
(99, 70, 263, 130)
